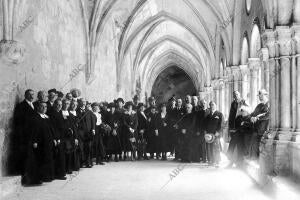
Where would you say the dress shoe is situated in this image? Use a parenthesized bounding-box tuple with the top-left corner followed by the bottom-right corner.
(56, 176, 67, 180)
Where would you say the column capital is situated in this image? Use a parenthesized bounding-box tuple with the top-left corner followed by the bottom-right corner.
(224, 67, 232, 77)
(248, 58, 261, 72)
(276, 26, 293, 56)
(292, 23, 300, 53)
(262, 29, 276, 58)
(231, 65, 241, 80)
(239, 65, 249, 76)
(258, 48, 269, 62)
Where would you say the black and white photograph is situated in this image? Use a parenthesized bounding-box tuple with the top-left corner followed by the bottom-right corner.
(1, 0, 300, 199)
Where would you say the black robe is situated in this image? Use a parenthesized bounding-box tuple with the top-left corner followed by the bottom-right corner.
(23, 113, 55, 184)
(13, 100, 36, 174)
(178, 113, 196, 162)
(123, 111, 138, 151)
(48, 110, 66, 178)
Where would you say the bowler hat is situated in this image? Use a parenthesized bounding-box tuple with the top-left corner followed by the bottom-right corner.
(108, 102, 116, 108)
(124, 101, 134, 109)
(204, 133, 216, 144)
(48, 88, 57, 94)
(117, 98, 124, 104)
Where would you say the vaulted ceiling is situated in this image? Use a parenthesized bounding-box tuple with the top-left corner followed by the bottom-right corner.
(86, 0, 237, 92)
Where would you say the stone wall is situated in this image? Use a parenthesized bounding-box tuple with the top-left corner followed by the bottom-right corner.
(0, 0, 88, 177)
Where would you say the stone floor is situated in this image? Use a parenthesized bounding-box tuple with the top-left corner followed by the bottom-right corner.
(3, 159, 300, 200)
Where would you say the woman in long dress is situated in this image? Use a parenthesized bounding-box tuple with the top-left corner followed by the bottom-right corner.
(123, 101, 138, 161)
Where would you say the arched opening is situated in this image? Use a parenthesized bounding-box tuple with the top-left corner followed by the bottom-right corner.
(151, 65, 197, 104)
(241, 35, 249, 65)
(250, 24, 261, 58)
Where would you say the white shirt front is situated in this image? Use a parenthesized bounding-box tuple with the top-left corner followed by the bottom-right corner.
(39, 113, 48, 119)
(93, 112, 102, 126)
(62, 110, 69, 119)
(69, 110, 76, 116)
(26, 99, 34, 109)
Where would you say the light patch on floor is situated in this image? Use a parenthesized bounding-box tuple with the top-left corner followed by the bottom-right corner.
(4, 160, 296, 200)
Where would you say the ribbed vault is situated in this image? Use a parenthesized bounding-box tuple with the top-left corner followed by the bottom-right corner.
(88, 0, 237, 97)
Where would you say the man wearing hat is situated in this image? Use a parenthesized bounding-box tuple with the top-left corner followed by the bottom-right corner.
(248, 89, 270, 159)
(106, 102, 122, 162)
(115, 98, 126, 160)
(123, 101, 138, 161)
(132, 95, 139, 111)
(203, 101, 224, 167)
(167, 96, 177, 157)
(76, 98, 96, 168)
(46, 88, 57, 116)
(145, 96, 156, 116)
(147, 105, 159, 159)
(91, 102, 105, 165)
(136, 103, 149, 160)
(227, 91, 248, 167)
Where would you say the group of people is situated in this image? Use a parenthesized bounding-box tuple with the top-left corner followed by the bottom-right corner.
(13, 86, 269, 186)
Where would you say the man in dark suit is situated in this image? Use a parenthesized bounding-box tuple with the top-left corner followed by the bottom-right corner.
(249, 89, 270, 159)
(167, 97, 177, 156)
(227, 91, 247, 167)
(46, 88, 57, 116)
(204, 101, 224, 167)
(14, 89, 36, 176)
(33, 90, 48, 109)
(173, 98, 185, 160)
(48, 99, 67, 180)
(76, 98, 96, 167)
(197, 99, 210, 162)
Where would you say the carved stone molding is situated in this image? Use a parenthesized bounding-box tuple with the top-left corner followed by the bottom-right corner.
(0, 40, 25, 65)
(292, 24, 300, 54)
(262, 29, 276, 58)
(231, 65, 241, 80)
(276, 26, 292, 56)
(239, 65, 249, 76)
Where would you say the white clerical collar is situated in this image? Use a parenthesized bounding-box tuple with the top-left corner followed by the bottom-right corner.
(70, 110, 76, 116)
(62, 110, 69, 116)
(39, 113, 48, 119)
(26, 99, 34, 109)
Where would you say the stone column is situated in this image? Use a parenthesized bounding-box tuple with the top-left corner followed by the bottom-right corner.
(239, 65, 249, 103)
(293, 24, 300, 139)
(223, 77, 230, 120)
(248, 58, 260, 109)
(259, 48, 270, 92)
(276, 26, 292, 139)
(220, 81, 226, 116)
(231, 66, 241, 92)
(262, 30, 277, 131)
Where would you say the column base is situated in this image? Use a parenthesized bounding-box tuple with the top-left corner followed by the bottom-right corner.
(277, 129, 293, 141)
(292, 131, 300, 142)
